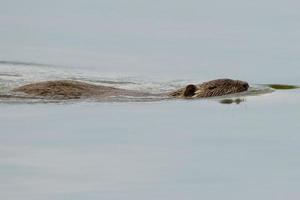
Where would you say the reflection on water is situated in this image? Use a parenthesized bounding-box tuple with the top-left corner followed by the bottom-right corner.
(219, 98, 245, 105)
(1, 90, 300, 200)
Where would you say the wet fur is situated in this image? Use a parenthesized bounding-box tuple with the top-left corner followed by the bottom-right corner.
(13, 80, 143, 99)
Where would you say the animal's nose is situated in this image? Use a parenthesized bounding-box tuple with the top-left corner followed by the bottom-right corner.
(243, 83, 249, 89)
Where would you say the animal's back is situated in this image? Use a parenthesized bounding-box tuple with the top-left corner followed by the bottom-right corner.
(13, 80, 125, 99)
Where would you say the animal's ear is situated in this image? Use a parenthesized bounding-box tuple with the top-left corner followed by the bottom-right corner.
(184, 84, 197, 97)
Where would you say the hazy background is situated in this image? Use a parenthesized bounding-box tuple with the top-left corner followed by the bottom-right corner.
(1, 0, 300, 82)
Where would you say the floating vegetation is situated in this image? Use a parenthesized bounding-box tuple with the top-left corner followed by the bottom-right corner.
(267, 84, 299, 90)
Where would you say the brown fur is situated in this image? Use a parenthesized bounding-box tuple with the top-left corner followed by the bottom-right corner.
(13, 80, 141, 99)
(169, 79, 249, 98)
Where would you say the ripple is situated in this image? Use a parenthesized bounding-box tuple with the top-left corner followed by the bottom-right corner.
(0, 61, 297, 104)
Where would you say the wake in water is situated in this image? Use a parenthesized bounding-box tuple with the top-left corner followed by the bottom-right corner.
(0, 61, 297, 104)
(0, 61, 188, 103)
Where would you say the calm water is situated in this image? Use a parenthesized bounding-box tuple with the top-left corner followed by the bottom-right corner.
(1, 0, 300, 199)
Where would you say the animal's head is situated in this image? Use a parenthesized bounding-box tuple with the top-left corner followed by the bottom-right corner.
(170, 79, 249, 98)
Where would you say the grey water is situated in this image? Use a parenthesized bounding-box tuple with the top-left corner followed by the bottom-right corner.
(1, 0, 300, 199)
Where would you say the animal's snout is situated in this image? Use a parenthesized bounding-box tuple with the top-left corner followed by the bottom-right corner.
(243, 82, 249, 90)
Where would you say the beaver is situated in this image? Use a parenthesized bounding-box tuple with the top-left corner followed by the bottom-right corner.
(169, 79, 249, 98)
(12, 78, 249, 100)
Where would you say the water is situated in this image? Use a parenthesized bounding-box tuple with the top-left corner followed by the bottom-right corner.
(1, 91, 300, 200)
(1, 0, 300, 199)
(2, 0, 300, 83)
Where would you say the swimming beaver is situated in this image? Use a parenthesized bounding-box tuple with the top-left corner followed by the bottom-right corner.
(13, 79, 249, 100)
(169, 79, 249, 98)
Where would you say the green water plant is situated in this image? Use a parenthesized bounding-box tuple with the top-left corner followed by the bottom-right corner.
(267, 84, 299, 90)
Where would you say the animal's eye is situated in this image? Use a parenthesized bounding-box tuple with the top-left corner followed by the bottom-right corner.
(208, 86, 217, 90)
